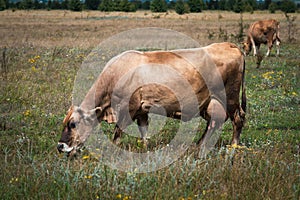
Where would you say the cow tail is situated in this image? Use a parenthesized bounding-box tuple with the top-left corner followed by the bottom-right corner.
(241, 59, 247, 113)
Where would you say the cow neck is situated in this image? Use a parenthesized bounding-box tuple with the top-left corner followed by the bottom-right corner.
(79, 76, 111, 112)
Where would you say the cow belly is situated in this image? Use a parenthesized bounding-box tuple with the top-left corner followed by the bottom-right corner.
(137, 84, 209, 121)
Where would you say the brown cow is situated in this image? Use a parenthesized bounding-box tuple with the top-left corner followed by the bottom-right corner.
(57, 42, 246, 157)
(243, 19, 281, 67)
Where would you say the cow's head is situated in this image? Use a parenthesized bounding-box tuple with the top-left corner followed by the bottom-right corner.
(242, 42, 252, 55)
(57, 106, 101, 156)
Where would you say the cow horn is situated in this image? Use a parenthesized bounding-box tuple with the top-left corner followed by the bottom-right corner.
(90, 107, 102, 113)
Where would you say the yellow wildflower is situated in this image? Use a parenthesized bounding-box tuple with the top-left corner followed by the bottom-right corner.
(23, 110, 31, 117)
(10, 177, 18, 184)
(221, 192, 228, 198)
(31, 66, 37, 72)
(84, 175, 92, 179)
(262, 71, 274, 79)
(116, 194, 122, 199)
(82, 155, 90, 160)
(228, 144, 246, 149)
(292, 92, 297, 96)
(28, 58, 35, 64)
(123, 196, 131, 200)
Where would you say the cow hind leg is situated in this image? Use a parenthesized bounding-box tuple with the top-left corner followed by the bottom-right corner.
(231, 107, 246, 145)
(275, 40, 280, 56)
(113, 115, 133, 144)
(198, 99, 227, 158)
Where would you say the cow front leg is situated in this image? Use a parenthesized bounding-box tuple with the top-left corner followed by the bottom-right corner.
(137, 114, 149, 145)
(266, 42, 273, 57)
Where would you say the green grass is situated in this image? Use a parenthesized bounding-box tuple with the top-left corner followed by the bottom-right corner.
(0, 41, 299, 199)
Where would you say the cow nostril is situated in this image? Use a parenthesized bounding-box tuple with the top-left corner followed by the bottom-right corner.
(57, 143, 64, 153)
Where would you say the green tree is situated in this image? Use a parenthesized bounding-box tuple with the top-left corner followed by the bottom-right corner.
(85, 0, 100, 10)
(20, 0, 33, 9)
(61, 0, 69, 9)
(47, 0, 52, 10)
(187, 0, 204, 12)
(119, 0, 136, 12)
(224, 0, 234, 11)
(175, 0, 189, 14)
(69, 0, 82, 11)
(280, 0, 297, 13)
(264, 0, 272, 10)
(233, 0, 244, 13)
(0, 0, 6, 10)
(150, 0, 167, 12)
(141, 0, 150, 10)
(246, 0, 256, 10)
(243, 2, 253, 13)
(52, 0, 61, 9)
(219, 0, 226, 10)
(268, 2, 277, 13)
(98, 0, 114, 11)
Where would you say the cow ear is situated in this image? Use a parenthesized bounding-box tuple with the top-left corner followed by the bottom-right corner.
(75, 106, 84, 115)
(63, 105, 74, 125)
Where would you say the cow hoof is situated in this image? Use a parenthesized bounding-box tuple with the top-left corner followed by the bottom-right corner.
(143, 137, 150, 147)
(113, 137, 121, 145)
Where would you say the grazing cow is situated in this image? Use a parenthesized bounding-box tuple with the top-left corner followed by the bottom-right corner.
(57, 42, 246, 157)
(243, 19, 281, 57)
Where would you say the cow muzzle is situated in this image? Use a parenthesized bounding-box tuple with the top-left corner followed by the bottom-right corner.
(57, 142, 74, 154)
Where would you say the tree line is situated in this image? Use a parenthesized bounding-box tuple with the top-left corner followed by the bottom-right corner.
(0, 0, 297, 14)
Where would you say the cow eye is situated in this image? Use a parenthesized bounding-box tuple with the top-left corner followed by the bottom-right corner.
(69, 122, 76, 129)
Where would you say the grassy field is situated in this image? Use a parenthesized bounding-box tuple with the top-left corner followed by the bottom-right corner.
(0, 10, 299, 199)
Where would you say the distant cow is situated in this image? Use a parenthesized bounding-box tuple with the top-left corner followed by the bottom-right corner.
(57, 42, 246, 157)
(243, 19, 281, 67)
